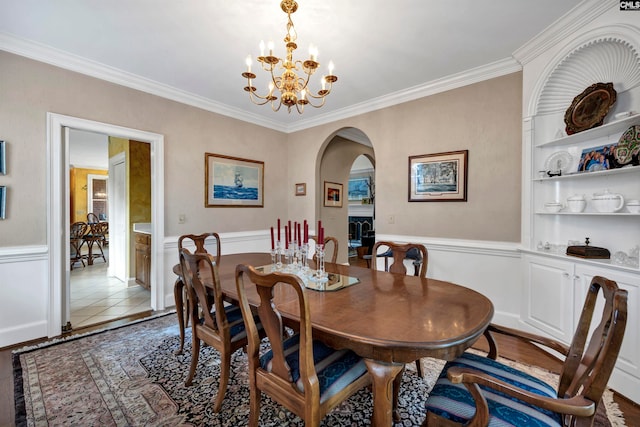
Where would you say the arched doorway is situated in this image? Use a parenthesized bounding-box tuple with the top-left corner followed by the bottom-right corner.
(316, 127, 374, 264)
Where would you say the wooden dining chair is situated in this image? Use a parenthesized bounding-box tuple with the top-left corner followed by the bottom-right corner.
(179, 247, 253, 413)
(369, 241, 429, 379)
(309, 235, 339, 263)
(235, 264, 372, 427)
(369, 240, 428, 278)
(83, 220, 108, 265)
(174, 232, 221, 354)
(423, 275, 628, 427)
(70, 221, 89, 270)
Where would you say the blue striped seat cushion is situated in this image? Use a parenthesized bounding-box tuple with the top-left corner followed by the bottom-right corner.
(260, 334, 368, 404)
(204, 304, 259, 343)
(425, 352, 562, 427)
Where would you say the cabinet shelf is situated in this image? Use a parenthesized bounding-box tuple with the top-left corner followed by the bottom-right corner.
(535, 211, 640, 216)
(533, 165, 639, 181)
(522, 248, 639, 273)
(536, 114, 639, 148)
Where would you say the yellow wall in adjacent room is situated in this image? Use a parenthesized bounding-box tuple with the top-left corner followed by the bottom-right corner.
(70, 167, 108, 224)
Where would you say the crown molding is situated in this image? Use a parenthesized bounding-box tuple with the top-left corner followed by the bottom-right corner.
(1, 31, 520, 134)
(286, 57, 522, 132)
(0, 32, 289, 133)
(513, 0, 615, 65)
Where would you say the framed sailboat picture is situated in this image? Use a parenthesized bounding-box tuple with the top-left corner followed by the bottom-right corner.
(205, 153, 264, 207)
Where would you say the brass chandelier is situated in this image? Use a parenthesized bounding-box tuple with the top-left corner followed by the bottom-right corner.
(241, 0, 337, 114)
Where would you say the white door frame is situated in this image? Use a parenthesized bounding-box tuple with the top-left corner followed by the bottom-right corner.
(47, 113, 165, 338)
(108, 152, 127, 281)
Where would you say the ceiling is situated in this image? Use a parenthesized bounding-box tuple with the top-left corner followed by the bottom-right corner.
(0, 0, 585, 132)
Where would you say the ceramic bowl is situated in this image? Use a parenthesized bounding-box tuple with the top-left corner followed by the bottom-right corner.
(544, 202, 564, 213)
(627, 199, 640, 214)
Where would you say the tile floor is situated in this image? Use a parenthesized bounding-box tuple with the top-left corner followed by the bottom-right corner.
(70, 256, 151, 329)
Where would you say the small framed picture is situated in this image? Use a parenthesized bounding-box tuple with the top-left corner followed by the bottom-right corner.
(323, 181, 343, 208)
(409, 150, 468, 202)
(0, 186, 6, 219)
(0, 141, 5, 175)
(295, 182, 306, 196)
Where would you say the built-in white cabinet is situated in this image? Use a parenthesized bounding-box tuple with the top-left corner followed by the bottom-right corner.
(522, 254, 640, 401)
(519, 17, 640, 402)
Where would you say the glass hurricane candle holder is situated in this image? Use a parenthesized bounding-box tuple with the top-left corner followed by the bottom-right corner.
(275, 240, 283, 270)
(315, 244, 327, 280)
(301, 243, 309, 271)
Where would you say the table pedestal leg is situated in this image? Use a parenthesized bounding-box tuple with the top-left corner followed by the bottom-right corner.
(173, 277, 186, 354)
(364, 359, 404, 427)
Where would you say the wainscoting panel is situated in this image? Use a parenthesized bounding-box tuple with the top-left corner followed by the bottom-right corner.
(0, 246, 48, 348)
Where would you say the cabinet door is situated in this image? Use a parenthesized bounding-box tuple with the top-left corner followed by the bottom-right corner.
(523, 255, 575, 343)
(574, 264, 640, 402)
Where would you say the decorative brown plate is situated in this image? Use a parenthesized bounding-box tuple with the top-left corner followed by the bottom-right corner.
(564, 82, 616, 135)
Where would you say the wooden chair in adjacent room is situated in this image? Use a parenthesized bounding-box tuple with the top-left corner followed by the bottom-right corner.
(70, 221, 88, 270)
(179, 247, 255, 412)
(309, 235, 339, 264)
(235, 264, 372, 427)
(369, 240, 429, 379)
(423, 275, 628, 427)
(174, 232, 221, 354)
(83, 216, 108, 265)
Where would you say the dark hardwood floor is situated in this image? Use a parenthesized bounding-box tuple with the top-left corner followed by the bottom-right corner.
(1, 258, 638, 426)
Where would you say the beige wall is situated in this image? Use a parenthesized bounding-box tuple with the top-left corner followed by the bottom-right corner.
(0, 50, 288, 247)
(288, 72, 523, 242)
(0, 49, 521, 248)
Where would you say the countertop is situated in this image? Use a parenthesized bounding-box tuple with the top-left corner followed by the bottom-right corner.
(133, 223, 151, 235)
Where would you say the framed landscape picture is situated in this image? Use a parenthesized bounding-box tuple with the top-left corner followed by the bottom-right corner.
(408, 150, 468, 202)
(348, 177, 370, 201)
(323, 181, 343, 207)
(205, 153, 264, 207)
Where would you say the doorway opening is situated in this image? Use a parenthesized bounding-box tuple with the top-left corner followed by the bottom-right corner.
(68, 129, 151, 329)
(47, 113, 165, 338)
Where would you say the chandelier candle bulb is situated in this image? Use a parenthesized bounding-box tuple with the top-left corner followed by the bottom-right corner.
(245, 55, 252, 72)
(260, 40, 265, 56)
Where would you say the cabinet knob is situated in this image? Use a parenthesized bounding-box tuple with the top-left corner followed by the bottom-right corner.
(563, 272, 570, 278)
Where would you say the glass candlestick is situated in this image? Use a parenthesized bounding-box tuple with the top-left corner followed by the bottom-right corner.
(275, 240, 283, 270)
(270, 248, 277, 271)
(301, 243, 309, 272)
(315, 244, 327, 280)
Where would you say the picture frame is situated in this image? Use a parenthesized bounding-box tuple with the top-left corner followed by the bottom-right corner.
(408, 150, 468, 202)
(348, 177, 370, 201)
(295, 182, 306, 196)
(0, 141, 5, 175)
(323, 181, 343, 208)
(577, 143, 617, 172)
(205, 153, 264, 207)
(0, 186, 5, 219)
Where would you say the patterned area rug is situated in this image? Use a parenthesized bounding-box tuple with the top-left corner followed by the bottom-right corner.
(13, 313, 625, 426)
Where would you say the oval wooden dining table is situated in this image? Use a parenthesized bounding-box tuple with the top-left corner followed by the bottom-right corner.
(173, 252, 494, 426)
